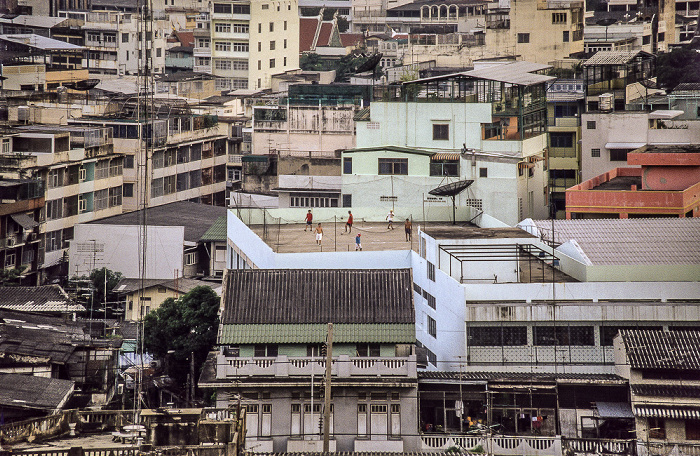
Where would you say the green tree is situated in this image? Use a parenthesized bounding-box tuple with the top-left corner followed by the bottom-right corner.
(300, 52, 324, 71)
(0, 268, 21, 286)
(656, 47, 700, 92)
(143, 286, 220, 387)
(89, 267, 123, 307)
(336, 16, 349, 33)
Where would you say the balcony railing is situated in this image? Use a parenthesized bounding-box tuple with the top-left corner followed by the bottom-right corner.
(217, 355, 417, 379)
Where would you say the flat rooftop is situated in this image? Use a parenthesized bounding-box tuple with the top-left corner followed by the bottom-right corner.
(592, 175, 642, 190)
(423, 226, 533, 240)
(250, 221, 437, 253)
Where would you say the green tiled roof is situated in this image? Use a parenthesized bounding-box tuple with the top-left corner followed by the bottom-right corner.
(218, 323, 415, 345)
(199, 216, 227, 242)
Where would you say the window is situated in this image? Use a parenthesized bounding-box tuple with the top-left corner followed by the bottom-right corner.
(4, 252, 16, 268)
(78, 194, 88, 213)
(257, 41, 261, 52)
(284, 20, 287, 30)
(215, 23, 231, 33)
(430, 159, 459, 176)
(586, 121, 596, 129)
(233, 23, 249, 33)
(215, 59, 232, 70)
(269, 22, 274, 32)
(432, 124, 449, 140)
(517, 33, 530, 43)
(686, 420, 700, 440)
(552, 12, 567, 23)
(428, 316, 437, 338)
(261, 3, 268, 8)
(534, 326, 594, 346)
(46, 199, 63, 220)
(233, 42, 248, 52)
(479, 167, 488, 178)
(342, 194, 352, 207)
(424, 291, 436, 309)
(122, 33, 129, 43)
(550, 132, 574, 148)
(46, 230, 62, 252)
(232, 59, 248, 70)
(124, 155, 134, 168)
(468, 326, 528, 346)
(591, 148, 601, 157)
(427, 261, 435, 281)
(343, 157, 352, 174)
(254, 344, 278, 357)
(213, 3, 231, 13)
(109, 186, 122, 207)
(610, 149, 630, 161)
(214, 41, 231, 52)
(648, 418, 666, 439)
(378, 158, 408, 175)
(356, 343, 380, 357)
(658, 32, 665, 42)
(257, 60, 261, 70)
(413, 283, 422, 294)
(156, 48, 162, 58)
(284, 38, 287, 49)
(109, 158, 123, 176)
(563, 31, 569, 42)
(123, 183, 134, 198)
(284, 57, 287, 66)
(269, 40, 275, 50)
(426, 348, 437, 366)
(269, 58, 275, 68)
(554, 105, 578, 117)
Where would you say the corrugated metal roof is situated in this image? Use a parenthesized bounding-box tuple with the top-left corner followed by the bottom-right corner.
(583, 50, 651, 66)
(621, 330, 700, 370)
(0, 373, 74, 410)
(0, 34, 84, 51)
(634, 405, 700, 420)
(353, 107, 370, 121)
(219, 323, 415, 344)
(528, 218, 700, 266)
(595, 402, 634, 419)
(418, 371, 624, 382)
(0, 285, 83, 313)
(632, 384, 700, 398)
(220, 269, 414, 325)
(199, 216, 227, 242)
(407, 61, 554, 87)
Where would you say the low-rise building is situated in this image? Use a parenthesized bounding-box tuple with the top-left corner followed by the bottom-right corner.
(200, 268, 419, 452)
(566, 145, 700, 219)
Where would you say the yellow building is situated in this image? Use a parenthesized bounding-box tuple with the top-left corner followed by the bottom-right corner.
(510, 0, 584, 64)
(117, 277, 220, 321)
(247, 0, 300, 89)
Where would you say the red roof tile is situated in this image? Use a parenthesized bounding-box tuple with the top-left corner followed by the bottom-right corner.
(340, 33, 364, 47)
(317, 22, 333, 46)
(175, 31, 194, 47)
(300, 17, 319, 52)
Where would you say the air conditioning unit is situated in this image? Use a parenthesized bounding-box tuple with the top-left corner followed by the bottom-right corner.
(17, 106, 30, 122)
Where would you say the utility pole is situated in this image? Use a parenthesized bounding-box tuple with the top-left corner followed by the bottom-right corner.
(322, 323, 333, 452)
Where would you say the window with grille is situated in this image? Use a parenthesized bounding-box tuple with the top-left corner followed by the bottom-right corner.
(380, 196, 397, 202)
(468, 326, 527, 346)
(552, 12, 567, 23)
(428, 316, 437, 338)
(432, 124, 449, 140)
(427, 261, 435, 281)
(426, 348, 437, 366)
(425, 292, 436, 309)
(517, 33, 530, 43)
(591, 148, 601, 157)
(534, 326, 594, 346)
(413, 283, 422, 294)
(430, 160, 459, 176)
(465, 199, 483, 210)
(586, 121, 596, 129)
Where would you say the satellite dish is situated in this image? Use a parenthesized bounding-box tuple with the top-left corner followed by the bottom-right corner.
(355, 53, 383, 74)
(429, 179, 474, 225)
(596, 18, 617, 26)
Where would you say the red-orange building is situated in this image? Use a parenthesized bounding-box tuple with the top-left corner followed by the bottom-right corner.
(565, 145, 700, 219)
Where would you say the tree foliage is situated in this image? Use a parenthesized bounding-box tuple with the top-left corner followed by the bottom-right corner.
(656, 48, 700, 92)
(0, 268, 21, 286)
(143, 286, 220, 386)
(88, 268, 123, 306)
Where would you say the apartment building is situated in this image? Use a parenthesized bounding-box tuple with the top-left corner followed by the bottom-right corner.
(207, 0, 299, 91)
(72, 104, 229, 212)
(82, 11, 168, 76)
(0, 126, 124, 283)
(347, 61, 553, 225)
(510, 0, 584, 64)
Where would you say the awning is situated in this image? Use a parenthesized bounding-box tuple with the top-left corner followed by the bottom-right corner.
(431, 153, 460, 161)
(241, 155, 269, 162)
(10, 213, 39, 230)
(634, 406, 700, 420)
(518, 162, 535, 169)
(605, 142, 646, 150)
(595, 402, 634, 419)
(649, 110, 684, 120)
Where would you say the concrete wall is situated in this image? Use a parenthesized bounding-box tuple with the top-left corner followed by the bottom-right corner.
(70, 224, 184, 279)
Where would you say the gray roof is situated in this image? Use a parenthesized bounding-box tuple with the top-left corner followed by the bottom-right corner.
(221, 269, 414, 325)
(408, 61, 554, 87)
(529, 218, 700, 266)
(620, 329, 700, 371)
(418, 371, 625, 382)
(113, 277, 212, 294)
(0, 285, 84, 313)
(0, 15, 68, 29)
(0, 34, 84, 51)
(583, 50, 651, 66)
(0, 373, 74, 410)
(632, 384, 700, 398)
(89, 201, 228, 243)
(595, 402, 634, 419)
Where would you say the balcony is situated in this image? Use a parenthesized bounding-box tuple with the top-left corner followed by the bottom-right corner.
(217, 355, 417, 379)
(548, 117, 580, 127)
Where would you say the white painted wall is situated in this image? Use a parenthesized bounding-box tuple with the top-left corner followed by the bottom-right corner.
(70, 224, 184, 279)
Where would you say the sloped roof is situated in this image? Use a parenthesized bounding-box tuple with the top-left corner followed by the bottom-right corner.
(199, 216, 227, 242)
(0, 373, 74, 410)
(584, 50, 652, 66)
(317, 22, 334, 47)
(174, 30, 194, 47)
(89, 201, 227, 243)
(0, 285, 84, 313)
(528, 218, 700, 266)
(113, 277, 212, 294)
(408, 61, 554, 87)
(340, 33, 364, 47)
(0, 15, 67, 28)
(0, 34, 84, 51)
(620, 329, 700, 371)
(0, 316, 83, 364)
(220, 269, 414, 325)
(300, 17, 319, 52)
(419, 371, 625, 382)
